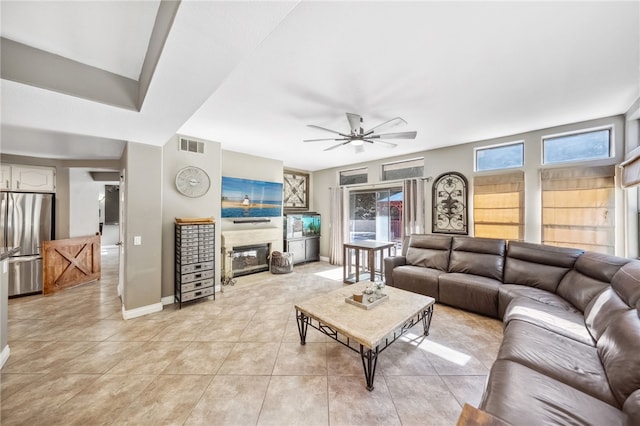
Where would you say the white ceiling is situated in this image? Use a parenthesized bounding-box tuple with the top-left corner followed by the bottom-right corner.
(1, 1, 639, 171)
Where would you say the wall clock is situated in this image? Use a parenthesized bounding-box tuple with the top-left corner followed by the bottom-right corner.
(283, 170, 309, 211)
(175, 166, 210, 198)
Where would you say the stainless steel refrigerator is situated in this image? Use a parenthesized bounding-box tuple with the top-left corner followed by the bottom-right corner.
(0, 192, 54, 296)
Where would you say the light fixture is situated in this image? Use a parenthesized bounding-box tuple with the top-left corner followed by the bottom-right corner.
(351, 139, 364, 146)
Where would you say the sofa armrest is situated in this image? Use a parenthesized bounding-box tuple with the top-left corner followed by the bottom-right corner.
(384, 256, 406, 286)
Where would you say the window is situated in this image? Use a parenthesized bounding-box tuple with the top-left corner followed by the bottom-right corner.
(543, 128, 611, 164)
(381, 158, 424, 180)
(475, 142, 524, 172)
(541, 166, 615, 254)
(473, 171, 524, 241)
(339, 167, 368, 185)
(349, 188, 403, 245)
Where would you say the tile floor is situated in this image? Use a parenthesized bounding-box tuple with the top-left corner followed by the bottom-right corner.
(1, 247, 503, 425)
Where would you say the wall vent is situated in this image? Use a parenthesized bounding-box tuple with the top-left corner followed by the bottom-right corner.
(179, 137, 204, 154)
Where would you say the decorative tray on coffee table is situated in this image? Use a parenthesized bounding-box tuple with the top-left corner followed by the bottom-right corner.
(345, 294, 389, 310)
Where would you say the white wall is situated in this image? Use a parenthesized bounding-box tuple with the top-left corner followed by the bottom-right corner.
(313, 115, 632, 257)
(68, 168, 101, 238)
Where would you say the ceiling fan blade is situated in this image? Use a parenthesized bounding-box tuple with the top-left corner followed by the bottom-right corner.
(307, 124, 349, 137)
(363, 117, 407, 136)
(368, 139, 398, 148)
(346, 113, 362, 134)
(368, 131, 417, 140)
(324, 141, 351, 151)
(302, 138, 341, 142)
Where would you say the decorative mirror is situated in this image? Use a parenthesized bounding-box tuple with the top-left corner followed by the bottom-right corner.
(432, 171, 468, 234)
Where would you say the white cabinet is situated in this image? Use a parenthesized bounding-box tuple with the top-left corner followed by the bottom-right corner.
(1, 165, 56, 192)
(0, 165, 10, 191)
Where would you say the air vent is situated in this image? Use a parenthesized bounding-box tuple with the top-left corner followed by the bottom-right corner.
(179, 137, 204, 154)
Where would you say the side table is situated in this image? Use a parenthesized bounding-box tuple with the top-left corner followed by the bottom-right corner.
(343, 240, 396, 284)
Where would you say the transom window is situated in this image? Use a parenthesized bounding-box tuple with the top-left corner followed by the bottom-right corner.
(475, 142, 524, 172)
(381, 158, 424, 181)
(543, 128, 611, 164)
(339, 167, 368, 186)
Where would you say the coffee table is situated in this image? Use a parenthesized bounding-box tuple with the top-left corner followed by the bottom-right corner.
(294, 282, 435, 391)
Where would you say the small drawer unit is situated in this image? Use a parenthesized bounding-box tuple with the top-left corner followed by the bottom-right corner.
(175, 221, 216, 308)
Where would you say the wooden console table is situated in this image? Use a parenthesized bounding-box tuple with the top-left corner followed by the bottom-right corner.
(343, 240, 396, 283)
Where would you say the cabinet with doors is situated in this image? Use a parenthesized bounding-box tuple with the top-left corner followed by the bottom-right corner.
(283, 212, 320, 264)
(175, 220, 215, 308)
(0, 165, 10, 190)
(1, 164, 56, 192)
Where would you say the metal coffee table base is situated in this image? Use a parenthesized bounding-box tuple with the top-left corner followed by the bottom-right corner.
(296, 305, 434, 391)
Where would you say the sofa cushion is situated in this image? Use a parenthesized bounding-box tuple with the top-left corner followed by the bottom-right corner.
(498, 284, 578, 319)
(480, 360, 623, 426)
(503, 241, 583, 293)
(390, 265, 442, 299)
(448, 236, 506, 281)
(597, 309, 640, 406)
(624, 390, 640, 426)
(503, 296, 594, 346)
(498, 320, 617, 406)
(405, 234, 452, 270)
(584, 287, 633, 341)
(557, 252, 631, 312)
(611, 260, 640, 308)
(438, 272, 501, 318)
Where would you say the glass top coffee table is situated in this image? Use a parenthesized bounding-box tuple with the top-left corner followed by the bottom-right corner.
(294, 282, 435, 391)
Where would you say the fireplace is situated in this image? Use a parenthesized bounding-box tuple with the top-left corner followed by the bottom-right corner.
(231, 244, 270, 276)
(221, 228, 282, 281)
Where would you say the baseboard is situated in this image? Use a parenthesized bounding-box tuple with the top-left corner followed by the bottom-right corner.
(0, 344, 10, 369)
(320, 256, 330, 262)
(121, 302, 163, 320)
(161, 295, 174, 306)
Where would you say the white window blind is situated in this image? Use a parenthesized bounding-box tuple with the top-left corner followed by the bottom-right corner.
(473, 171, 524, 241)
(541, 165, 615, 254)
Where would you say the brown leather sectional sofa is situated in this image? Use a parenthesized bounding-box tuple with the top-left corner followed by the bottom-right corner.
(384, 234, 640, 425)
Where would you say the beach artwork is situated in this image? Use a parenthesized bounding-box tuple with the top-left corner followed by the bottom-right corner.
(221, 176, 283, 218)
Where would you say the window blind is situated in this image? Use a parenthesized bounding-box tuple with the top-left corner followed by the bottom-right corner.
(541, 165, 615, 254)
(621, 153, 640, 188)
(473, 171, 524, 241)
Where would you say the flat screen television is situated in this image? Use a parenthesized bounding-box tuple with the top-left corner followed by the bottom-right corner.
(221, 176, 283, 218)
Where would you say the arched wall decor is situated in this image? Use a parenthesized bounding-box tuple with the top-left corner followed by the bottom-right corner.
(432, 171, 468, 234)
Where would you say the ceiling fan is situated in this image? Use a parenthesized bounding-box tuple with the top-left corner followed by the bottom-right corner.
(303, 113, 417, 153)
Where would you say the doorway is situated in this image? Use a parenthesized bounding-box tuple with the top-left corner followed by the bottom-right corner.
(348, 187, 403, 245)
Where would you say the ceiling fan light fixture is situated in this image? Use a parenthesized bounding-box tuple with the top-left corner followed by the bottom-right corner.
(351, 139, 364, 146)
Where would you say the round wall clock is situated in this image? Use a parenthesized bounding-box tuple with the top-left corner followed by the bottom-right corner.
(175, 166, 211, 198)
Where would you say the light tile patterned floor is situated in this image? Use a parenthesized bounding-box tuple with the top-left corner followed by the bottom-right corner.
(1, 247, 503, 425)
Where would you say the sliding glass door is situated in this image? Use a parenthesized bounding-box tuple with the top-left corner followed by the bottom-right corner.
(349, 188, 403, 244)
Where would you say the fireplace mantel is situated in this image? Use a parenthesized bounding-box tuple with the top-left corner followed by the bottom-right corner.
(221, 228, 282, 278)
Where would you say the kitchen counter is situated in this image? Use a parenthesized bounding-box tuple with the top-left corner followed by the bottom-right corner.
(0, 247, 20, 261)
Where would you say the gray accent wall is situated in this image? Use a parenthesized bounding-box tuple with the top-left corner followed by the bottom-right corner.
(313, 115, 631, 257)
(161, 135, 222, 299)
(122, 142, 163, 311)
